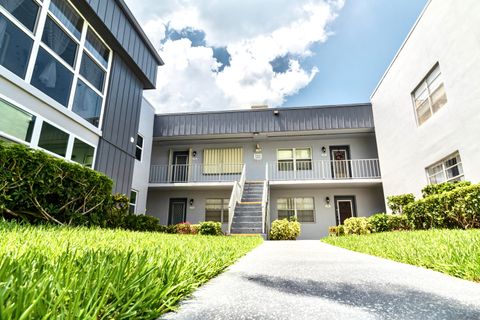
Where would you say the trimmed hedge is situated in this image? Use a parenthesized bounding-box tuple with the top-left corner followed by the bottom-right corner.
(0, 142, 120, 226)
(404, 184, 480, 230)
(199, 221, 223, 235)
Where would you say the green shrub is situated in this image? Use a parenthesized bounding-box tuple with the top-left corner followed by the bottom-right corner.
(269, 218, 301, 240)
(337, 224, 345, 236)
(421, 181, 472, 197)
(199, 221, 223, 236)
(0, 142, 116, 226)
(343, 217, 371, 235)
(124, 214, 162, 232)
(404, 184, 480, 230)
(368, 213, 411, 233)
(387, 194, 415, 214)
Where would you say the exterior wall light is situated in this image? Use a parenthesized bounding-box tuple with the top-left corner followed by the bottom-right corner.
(255, 144, 262, 153)
(273, 110, 279, 116)
(192, 151, 197, 157)
(189, 199, 194, 206)
(321, 146, 327, 154)
(325, 196, 331, 208)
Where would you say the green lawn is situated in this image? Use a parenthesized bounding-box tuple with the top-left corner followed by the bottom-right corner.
(0, 220, 262, 319)
(323, 229, 480, 282)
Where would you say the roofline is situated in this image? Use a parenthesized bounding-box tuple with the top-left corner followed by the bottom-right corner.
(154, 102, 372, 117)
(116, 0, 164, 66)
(370, 0, 432, 99)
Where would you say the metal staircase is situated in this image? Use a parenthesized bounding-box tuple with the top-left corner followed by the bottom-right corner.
(230, 181, 264, 234)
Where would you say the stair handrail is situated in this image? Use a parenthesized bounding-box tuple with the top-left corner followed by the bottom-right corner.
(261, 179, 268, 234)
(228, 164, 246, 234)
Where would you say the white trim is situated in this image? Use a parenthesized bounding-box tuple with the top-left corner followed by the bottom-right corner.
(370, 0, 433, 99)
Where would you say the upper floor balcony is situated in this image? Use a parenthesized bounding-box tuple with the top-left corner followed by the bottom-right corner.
(149, 159, 381, 185)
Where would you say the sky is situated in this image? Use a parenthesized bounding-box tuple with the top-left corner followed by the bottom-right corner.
(124, 0, 428, 113)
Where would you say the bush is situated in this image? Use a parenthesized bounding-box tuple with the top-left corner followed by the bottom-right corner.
(176, 222, 194, 234)
(124, 214, 162, 232)
(269, 218, 301, 240)
(343, 217, 371, 235)
(0, 142, 117, 226)
(328, 224, 345, 236)
(368, 213, 411, 233)
(404, 184, 480, 230)
(387, 194, 415, 214)
(198, 221, 223, 235)
(421, 181, 471, 197)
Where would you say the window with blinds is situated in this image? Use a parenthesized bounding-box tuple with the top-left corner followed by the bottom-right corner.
(277, 197, 315, 222)
(203, 147, 243, 174)
(205, 199, 229, 223)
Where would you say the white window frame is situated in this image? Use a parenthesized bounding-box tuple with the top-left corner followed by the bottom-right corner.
(426, 152, 464, 184)
(277, 197, 315, 223)
(0, 0, 113, 131)
(277, 147, 312, 171)
(0, 92, 97, 166)
(205, 198, 229, 224)
(129, 189, 138, 214)
(411, 63, 447, 126)
(135, 133, 143, 162)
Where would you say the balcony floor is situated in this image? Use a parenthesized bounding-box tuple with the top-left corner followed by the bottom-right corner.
(269, 178, 382, 189)
(148, 181, 235, 190)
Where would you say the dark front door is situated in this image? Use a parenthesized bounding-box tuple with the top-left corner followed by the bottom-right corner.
(330, 146, 351, 179)
(172, 151, 189, 182)
(168, 198, 187, 225)
(334, 196, 357, 225)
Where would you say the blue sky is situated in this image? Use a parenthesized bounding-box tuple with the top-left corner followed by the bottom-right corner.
(126, 0, 427, 112)
(284, 0, 428, 107)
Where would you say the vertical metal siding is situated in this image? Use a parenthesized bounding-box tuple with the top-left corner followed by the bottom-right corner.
(82, 0, 159, 87)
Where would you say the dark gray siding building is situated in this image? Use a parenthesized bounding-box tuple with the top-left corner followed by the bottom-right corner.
(72, 0, 163, 194)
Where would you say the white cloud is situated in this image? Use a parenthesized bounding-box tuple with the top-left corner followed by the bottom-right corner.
(126, 0, 344, 113)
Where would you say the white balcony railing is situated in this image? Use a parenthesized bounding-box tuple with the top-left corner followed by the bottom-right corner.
(268, 159, 381, 181)
(149, 164, 244, 183)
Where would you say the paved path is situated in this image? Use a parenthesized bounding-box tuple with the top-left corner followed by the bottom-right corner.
(162, 241, 480, 320)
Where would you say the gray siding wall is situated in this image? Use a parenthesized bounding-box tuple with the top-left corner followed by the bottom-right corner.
(80, 0, 160, 87)
(95, 54, 143, 194)
(154, 104, 374, 137)
(96, 140, 135, 194)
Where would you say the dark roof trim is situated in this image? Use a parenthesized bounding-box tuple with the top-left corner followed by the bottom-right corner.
(153, 103, 375, 138)
(155, 103, 373, 116)
(116, 0, 164, 65)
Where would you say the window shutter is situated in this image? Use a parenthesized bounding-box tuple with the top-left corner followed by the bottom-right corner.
(203, 148, 243, 174)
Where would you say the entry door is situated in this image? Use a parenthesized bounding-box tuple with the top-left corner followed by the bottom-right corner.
(334, 196, 356, 225)
(168, 198, 187, 225)
(171, 151, 189, 182)
(330, 146, 351, 179)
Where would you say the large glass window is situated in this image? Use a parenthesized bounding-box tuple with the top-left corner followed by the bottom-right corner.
(31, 47, 73, 106)
(38, 122, 69, 157)
(48, 0, 82, 39)
(80, 53, 105, 92)
(277, 148, 312, 171)
(72, 79, 102, 126)
(42, 17, 78, 66)
(0, 13, 33, 78)
(129, 190, 138, 214)
(71, 138, 95, 167)
(0, 98, 35, 142)
(85, 29, 109, 68)
(412, 64, 448, 125)
(277, 197, 315, 223)
(0, 0, 39, 32)
(427, 153, 464, 184)
(205, 199, 229, 223)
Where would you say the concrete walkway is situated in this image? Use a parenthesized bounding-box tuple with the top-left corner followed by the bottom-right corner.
(162, 241, 480, 320)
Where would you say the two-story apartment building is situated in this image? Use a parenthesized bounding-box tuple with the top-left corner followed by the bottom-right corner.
(371, 0, 480, 199)
(0, 0, 162, 195)
(143, 104, 385, 239)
